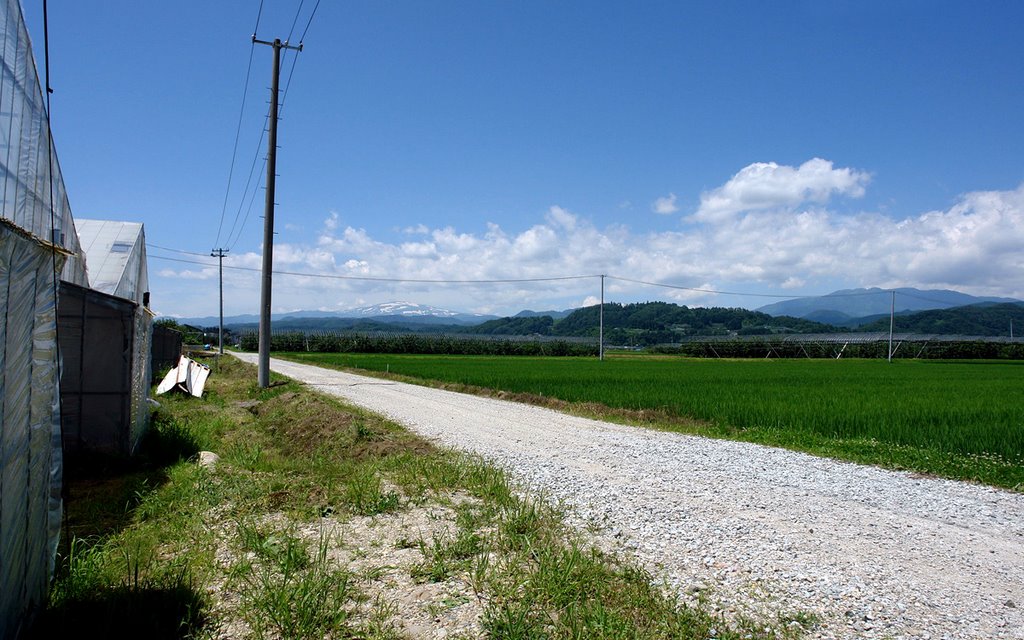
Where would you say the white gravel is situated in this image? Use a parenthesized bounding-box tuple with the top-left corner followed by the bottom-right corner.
(234, 354, 1024, 639)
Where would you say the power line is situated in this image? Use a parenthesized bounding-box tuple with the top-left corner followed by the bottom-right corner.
(279, 0, 321, 116)
(895, 289, 969, 307)
(149, 249, 1010, 308)
(286, 0, 305, 42)
(298, 0, 321, 43)
(214, 0, 270, 249)
(224, 118, 269, 250)
(214, 42, 257, 248)
(147, 242, 213, 258)
(148, 245, 906, 296)
(224, 0, 322, 252)
(253, 0, 265, 35)
(605, 275, 896, 299)
(148, 253, 598, 284)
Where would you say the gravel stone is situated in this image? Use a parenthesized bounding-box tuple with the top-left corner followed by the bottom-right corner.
(235, 354, 1024, 639)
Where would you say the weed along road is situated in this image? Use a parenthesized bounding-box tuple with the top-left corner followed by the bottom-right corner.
(232, 353, 1024, 639)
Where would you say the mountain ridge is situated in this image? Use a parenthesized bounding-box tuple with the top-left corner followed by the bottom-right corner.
(757, 287, 1020, 321)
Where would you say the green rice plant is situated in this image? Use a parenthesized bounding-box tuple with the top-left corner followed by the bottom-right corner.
(290, 353, 1024, 488)
(45, 355, 800, 639)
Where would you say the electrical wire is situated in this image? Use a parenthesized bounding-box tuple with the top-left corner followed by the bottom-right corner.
(151, 245, 997, 310)
(215, 0, 271, 250)
(286, 0, 305, 43)
(42, 0, 72, 562)
(605, 275, 893, 299)
(148, 253, 598, 284)
(224, 119, 268, 250)
(895, 289, 970, 307)
(147, 242, 215, 258)
(253, 0, 265, 36)
(226, 0, 322, 252)
(299, 0, 321, 43)
(213, 42, 257, 248)
(225, 150, 268, 251)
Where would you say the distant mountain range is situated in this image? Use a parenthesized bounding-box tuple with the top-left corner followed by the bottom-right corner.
(168, 289, 1023, 341)
(757, 288, 1021, 326)
(173, 301, 498, 327)
(514, 308, 574, 320)
(856, 302, 1023, 335)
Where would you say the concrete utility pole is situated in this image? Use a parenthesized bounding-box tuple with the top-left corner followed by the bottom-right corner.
(888, 290, 895, 363)
(599, 274, 605, 361)
(253, 36, 301, 388)
(211, 248, 228, 354)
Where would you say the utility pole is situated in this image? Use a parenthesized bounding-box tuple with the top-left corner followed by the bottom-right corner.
(253, 36, 302, 388)
(599, 274, 605, 361)
(210, 248, 228, 354)
(888, 290, 895, 363)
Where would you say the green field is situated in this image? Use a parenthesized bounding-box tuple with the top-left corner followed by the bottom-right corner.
(284, 353, 1024, 490)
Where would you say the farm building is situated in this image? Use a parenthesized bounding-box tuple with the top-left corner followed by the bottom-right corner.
(0, 0, 79, 635)
(58, 220, 153, 456)
(0, 1, 152, 635)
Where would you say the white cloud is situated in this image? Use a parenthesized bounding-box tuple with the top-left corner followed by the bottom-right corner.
(693, 158, 870, 222)
(546, 205, 577, 230)
(652, 193, 679, 215)
(152, 162, 1024, 317)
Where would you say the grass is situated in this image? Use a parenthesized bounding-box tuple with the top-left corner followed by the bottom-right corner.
(283, 352, 1024, 490)
(33, 355, 801, 639)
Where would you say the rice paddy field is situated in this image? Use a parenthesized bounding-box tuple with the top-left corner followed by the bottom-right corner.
(285, 353, 1024, 490)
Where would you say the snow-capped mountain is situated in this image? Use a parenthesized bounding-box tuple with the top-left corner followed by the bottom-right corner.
(342, 301, 464, 318)
(335, 301, 495, 323)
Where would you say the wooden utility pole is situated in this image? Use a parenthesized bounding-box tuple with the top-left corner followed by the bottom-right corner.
(253, 36, 301, 387)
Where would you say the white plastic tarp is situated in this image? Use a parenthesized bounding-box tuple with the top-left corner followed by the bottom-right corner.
(156, 355, 211, 398)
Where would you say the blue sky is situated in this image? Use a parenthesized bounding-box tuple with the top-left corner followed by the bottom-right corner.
(25, 1, 1024, 318)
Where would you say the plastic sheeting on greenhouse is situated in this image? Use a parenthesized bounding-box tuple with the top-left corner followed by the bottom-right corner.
(74, 219, 148, 306)
(58, 281, 153, 455)
(0, 0, 86, 288)
(0, 0, 84, 633)
(0, 221, 66, 639)
(59, 220, 152, 456)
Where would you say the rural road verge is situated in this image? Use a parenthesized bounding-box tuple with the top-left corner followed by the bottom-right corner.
(231, 353, 1024, 639)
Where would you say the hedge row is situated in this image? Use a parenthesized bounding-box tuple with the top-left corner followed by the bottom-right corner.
(238, 331, 599, 357)
(651, 340, 1024, 359)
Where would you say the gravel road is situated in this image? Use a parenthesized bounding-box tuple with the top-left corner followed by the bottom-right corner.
(233, 354, 1024, 639)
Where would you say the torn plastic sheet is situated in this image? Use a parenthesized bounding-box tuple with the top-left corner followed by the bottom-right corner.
(155, 355, 211, 398)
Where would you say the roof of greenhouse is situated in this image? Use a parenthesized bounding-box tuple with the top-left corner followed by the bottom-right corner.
(75, 219, 149, 306)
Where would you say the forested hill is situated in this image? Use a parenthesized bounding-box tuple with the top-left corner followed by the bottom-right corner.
(464, 301, 836, 345)
(856, 302, 1024, 336)
(217, 300, 1021, 342)
(462, 315, 556, 335)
